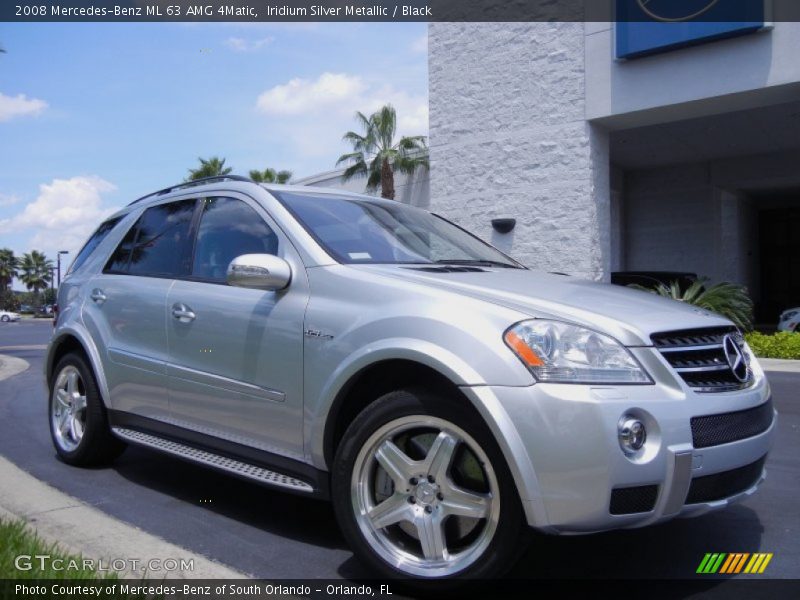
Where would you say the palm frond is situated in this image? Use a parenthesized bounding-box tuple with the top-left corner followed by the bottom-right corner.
(397, 135, 427, 150)
(631, 278, 754, 331)
(366, 168, 382, 191)
(341, 158, 369, 182)
(336, 151, 366, 167)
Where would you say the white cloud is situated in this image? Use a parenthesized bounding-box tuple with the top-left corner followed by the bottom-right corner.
(411, 33, 428, 54)
(253, 72, 428, 174)
(0, 176, 118, 257)
(0, 193, 20, 207)
(224, 36, 274, 52)
(0, 92, 48, 122)
(256, 73, 369, 116)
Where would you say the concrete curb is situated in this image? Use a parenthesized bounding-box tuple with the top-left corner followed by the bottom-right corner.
(760, 358, 800, 373)
(0, 353, 30, 381)
(0, 350, 250, 580)
(0, 455, 251, 579)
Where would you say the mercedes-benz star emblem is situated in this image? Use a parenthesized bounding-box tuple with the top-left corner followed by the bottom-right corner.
(636, 0, 720, 23)
(722, 335, 750, 383)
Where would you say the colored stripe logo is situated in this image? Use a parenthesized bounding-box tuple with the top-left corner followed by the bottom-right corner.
(697, 553, 773, 574)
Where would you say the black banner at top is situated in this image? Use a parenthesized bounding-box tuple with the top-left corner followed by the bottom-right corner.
(3, 0, 800, 23)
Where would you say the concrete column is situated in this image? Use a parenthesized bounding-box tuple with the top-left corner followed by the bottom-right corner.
(428, 22, 611, 280)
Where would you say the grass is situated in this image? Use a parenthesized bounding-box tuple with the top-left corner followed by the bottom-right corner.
(0, 518, 163, 599)
(0, 517, 117, 580)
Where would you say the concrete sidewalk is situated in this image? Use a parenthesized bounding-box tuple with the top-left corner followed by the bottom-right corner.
(0, 455, 250, 579)
(759, 358, 800, 373)
(0, 353, 30, 380)
(0, 354, 249, 580)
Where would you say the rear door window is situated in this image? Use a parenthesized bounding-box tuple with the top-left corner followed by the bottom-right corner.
(105, 199, 197, 277)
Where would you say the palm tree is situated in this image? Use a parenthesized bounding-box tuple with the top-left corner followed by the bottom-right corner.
(0, 248, 18, 290)
(18, 251, 53, 302)
(249, 168, 292, 184)
(336, 104, 428, 200)
(187, 156, 232, 181)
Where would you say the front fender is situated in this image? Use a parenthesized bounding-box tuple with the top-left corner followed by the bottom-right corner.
(306, 336, 517, 468)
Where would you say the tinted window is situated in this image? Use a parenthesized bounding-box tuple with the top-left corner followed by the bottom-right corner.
(68, 216, 122, 274)
(276, 192, 520, 267)
(104, 221, 138, 273)
(105, 199, 196, 277)
(192, 197, 279, 282)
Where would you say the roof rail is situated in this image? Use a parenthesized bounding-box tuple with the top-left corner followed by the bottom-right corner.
(127, 175, 253, 206)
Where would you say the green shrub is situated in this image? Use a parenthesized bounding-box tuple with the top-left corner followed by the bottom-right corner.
(745, 331, 800, 360)
(630, 278, 754, 331)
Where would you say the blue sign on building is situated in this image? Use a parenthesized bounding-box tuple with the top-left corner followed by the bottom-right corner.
(616, 0, 768, 59)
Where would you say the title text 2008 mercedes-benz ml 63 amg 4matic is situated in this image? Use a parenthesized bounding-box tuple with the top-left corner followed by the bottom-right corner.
(47, 176, 776, 580)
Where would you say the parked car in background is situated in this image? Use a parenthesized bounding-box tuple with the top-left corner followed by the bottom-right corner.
(18, 304, 34, 314)
(777, 308, 800, 332)
(611, 271, 698, 293)
(0, 310, 21, 322)
(46, 177, 776, 583)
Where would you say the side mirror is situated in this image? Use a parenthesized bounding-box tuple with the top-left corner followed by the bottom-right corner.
(226, 254, 292, 291)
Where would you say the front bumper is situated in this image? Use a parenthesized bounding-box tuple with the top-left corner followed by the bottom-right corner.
(463, 348, 776, 533)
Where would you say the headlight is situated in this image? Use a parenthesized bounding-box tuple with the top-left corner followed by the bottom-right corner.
(504, 320, 652, 384)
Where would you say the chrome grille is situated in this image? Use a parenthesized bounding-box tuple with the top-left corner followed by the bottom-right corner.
(652, 327, 753, 393)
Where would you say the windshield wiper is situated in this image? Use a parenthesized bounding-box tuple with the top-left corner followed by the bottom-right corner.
(434, 259, 521, 269)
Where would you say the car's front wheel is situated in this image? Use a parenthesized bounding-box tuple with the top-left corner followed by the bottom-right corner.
(332, 388, 527, 582)
(1, 315, 9, 322)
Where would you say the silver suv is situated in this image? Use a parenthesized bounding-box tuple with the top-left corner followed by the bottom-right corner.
(47, 176, 776, 581)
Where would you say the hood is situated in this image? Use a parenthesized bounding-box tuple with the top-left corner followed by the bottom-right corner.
(350, 265, 733, 346)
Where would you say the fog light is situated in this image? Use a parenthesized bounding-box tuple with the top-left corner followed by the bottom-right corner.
(619, 418, 647, 454)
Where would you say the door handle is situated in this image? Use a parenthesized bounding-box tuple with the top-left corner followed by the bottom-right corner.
(90, 289, 107, 304)
(171, 303, 196, 322)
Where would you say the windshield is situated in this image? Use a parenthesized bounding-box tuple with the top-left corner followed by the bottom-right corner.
(274, 191, 522, 268)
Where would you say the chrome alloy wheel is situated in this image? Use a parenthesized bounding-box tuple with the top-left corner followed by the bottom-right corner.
(51, 365, 87, 452)
(351, 416, 501, 577)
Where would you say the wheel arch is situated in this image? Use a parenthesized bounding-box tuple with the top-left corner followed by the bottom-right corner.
(322, 358, 474, 468)
(313, 344, 550, 530)
(47, 327, 110, 406)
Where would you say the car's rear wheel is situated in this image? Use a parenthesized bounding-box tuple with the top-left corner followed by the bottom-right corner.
(1, 315, 9, 322)
(49, 352, 126, 466)
(332, 388, 527, 583)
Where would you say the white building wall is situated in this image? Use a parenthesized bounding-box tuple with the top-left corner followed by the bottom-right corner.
(586, 22, 800, 128)
(428, 23, 611, 280)
(622, 150, 800, 297)
(624, 164, 722, 279)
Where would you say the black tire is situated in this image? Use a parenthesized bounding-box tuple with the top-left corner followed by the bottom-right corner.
(48, 352, 126, 466)
(1, 315, 9, 322)
(332, 388, 528, 584)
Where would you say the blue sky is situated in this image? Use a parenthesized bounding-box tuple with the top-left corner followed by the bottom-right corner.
(0, 22, 428, 287)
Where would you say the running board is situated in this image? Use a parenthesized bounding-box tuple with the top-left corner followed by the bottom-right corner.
(112, 427, 315, 494)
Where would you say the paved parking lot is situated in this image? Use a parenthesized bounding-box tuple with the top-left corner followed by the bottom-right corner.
(0, 319, 797, 585)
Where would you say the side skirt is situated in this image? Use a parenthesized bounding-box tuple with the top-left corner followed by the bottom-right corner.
(108, 411, 330, 499)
